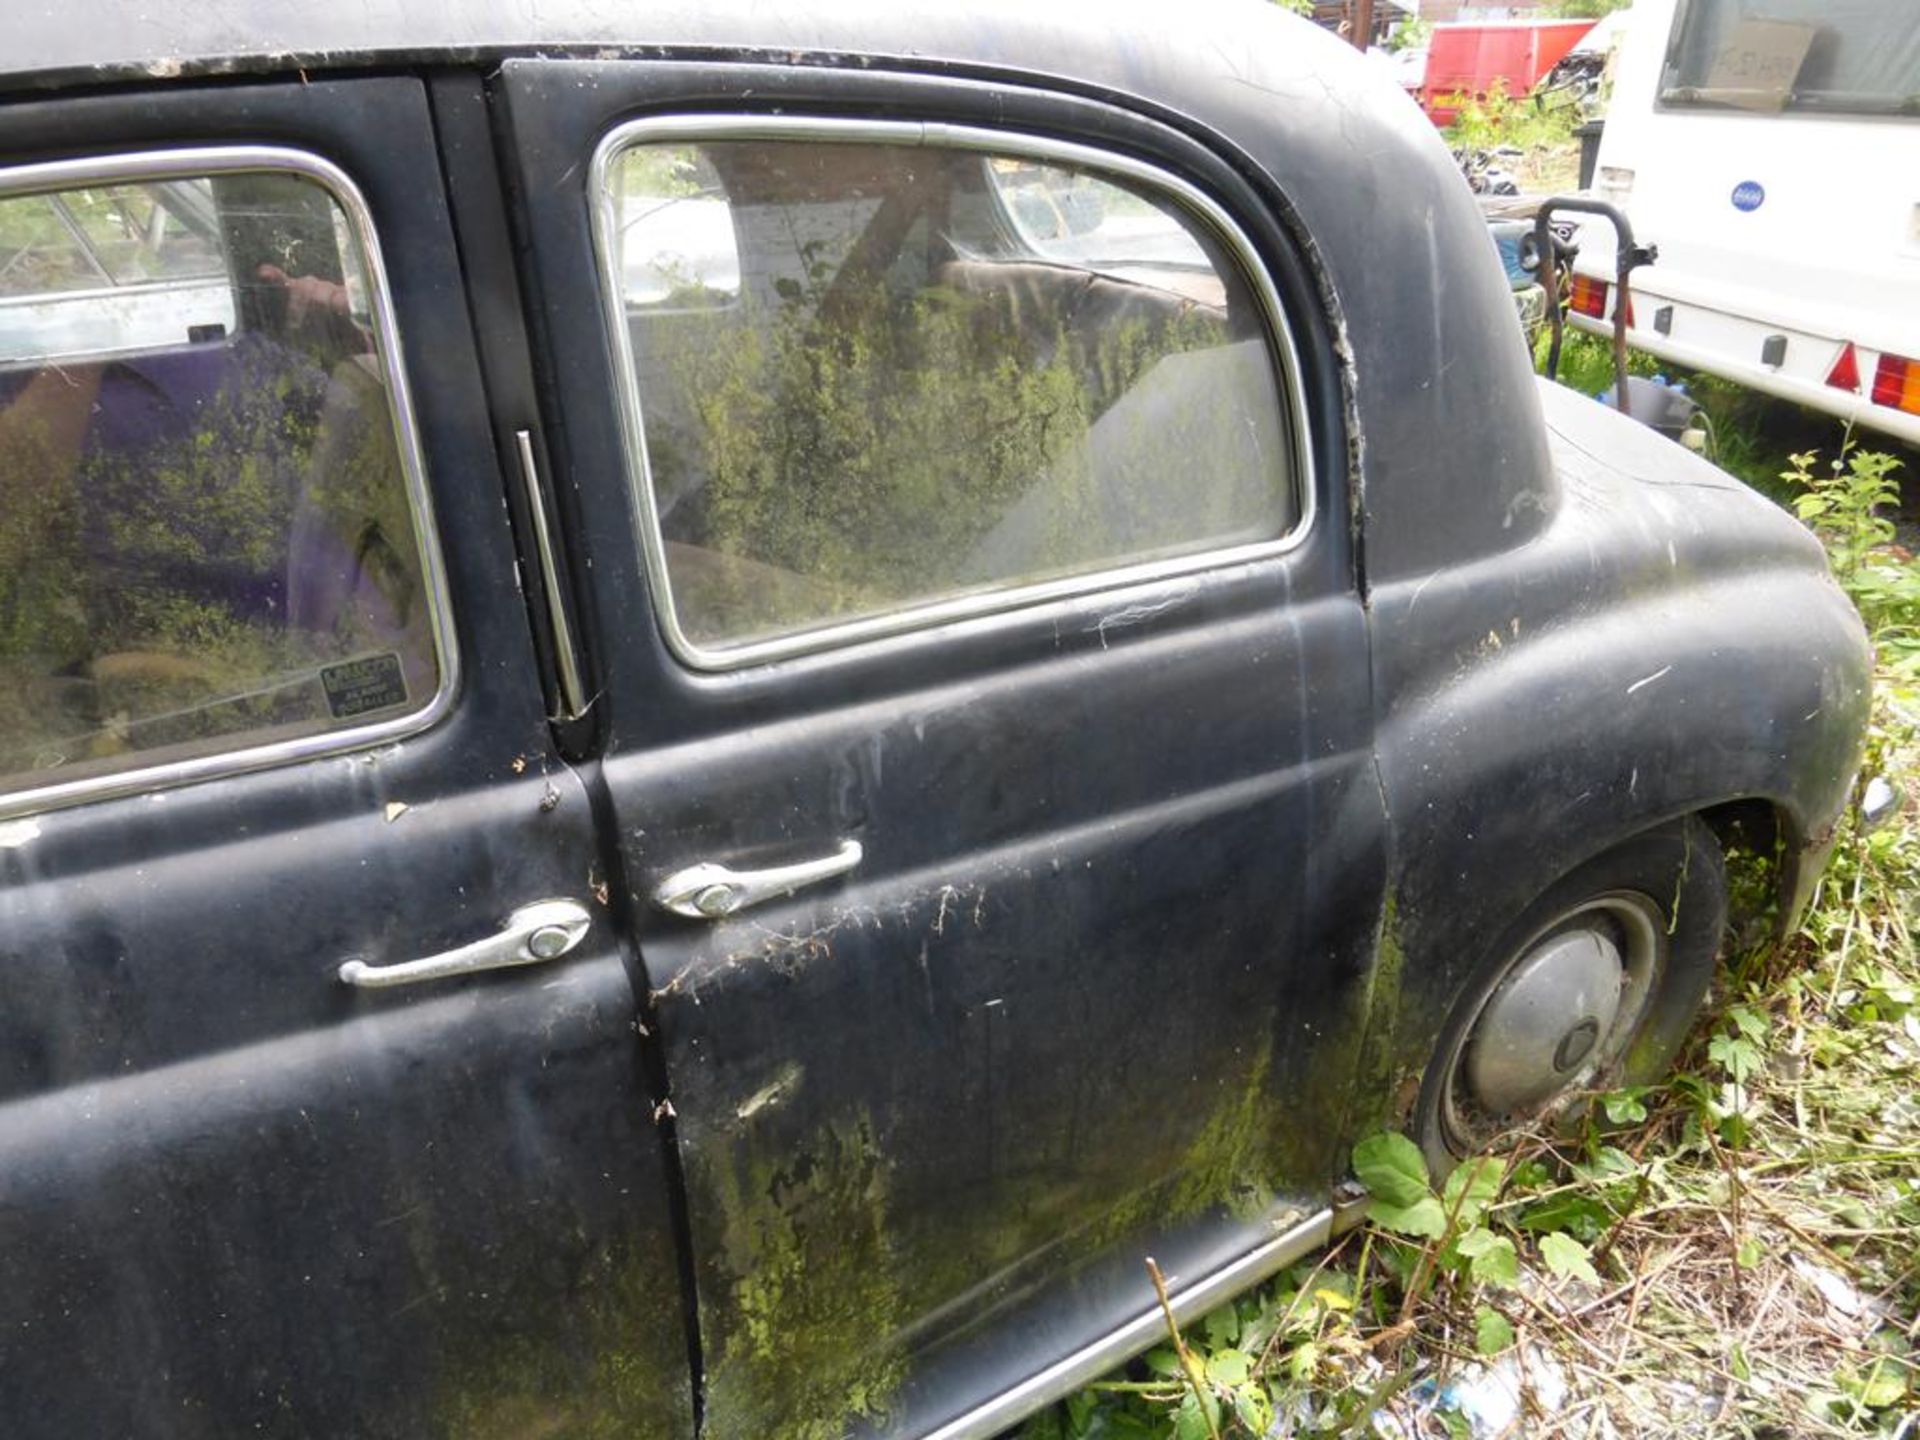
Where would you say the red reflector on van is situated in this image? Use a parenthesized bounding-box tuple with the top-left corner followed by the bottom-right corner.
(1568, 275, 1608, 319)
(1873, 353, 1920, 415)
(1826, 342, 1862, 393)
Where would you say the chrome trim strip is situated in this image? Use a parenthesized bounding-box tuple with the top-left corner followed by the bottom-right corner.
(917, 1208, 1334, 1440)
(513, 428, 590, 720)
(0, 145, 458, 822)
(587, 113, 1318, 673)
(0, 275, 234, 310)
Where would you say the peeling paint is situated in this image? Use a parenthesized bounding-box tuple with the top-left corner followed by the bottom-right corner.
(1085, 587, 1197, 648)
(735, 1063, 801, 1122)
(0, 818, 42, 849)
(1627, 664, 1673, 695)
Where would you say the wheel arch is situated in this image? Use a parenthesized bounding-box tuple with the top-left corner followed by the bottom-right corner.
(1344, 781, 1816, 1154)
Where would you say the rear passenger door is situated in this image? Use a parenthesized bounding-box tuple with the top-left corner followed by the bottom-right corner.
(0, 80, 691, 1438)
(500, 61, 1387, 1439)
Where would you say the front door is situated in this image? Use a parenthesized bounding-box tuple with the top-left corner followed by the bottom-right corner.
(0, 78, 690, 1438)
(502, 58, 1387, 1439)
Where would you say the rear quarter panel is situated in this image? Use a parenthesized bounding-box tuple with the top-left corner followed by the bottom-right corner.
(1353, 382, 1871, 1124)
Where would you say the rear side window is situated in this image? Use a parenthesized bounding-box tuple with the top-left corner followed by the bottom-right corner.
(597, 124, 1305, 665)
(0, 157, 447, 809)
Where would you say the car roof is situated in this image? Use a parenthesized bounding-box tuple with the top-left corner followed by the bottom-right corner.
(3, 0, 1555, 583)
(7, 0, 1340, 98)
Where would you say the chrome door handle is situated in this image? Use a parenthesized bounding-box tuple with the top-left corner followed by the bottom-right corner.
(653, 840, 863, 920)
(338, 899, 592, 989)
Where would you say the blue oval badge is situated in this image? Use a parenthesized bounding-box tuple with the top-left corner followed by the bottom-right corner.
(1732, 180, 1766, 212)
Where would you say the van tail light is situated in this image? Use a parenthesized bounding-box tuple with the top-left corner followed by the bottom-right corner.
(1568, 274, 1608, 318)
(1826, 342, 1862, 393)
(1873, 353, 1920, 415)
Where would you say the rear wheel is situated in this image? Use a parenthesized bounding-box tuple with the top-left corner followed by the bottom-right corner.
(1415, 817, 1727, 1170)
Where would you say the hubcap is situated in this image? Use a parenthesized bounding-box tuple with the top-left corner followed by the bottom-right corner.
(1465, 928, 1623, 1113)
(1440, 893, 1665, 1154)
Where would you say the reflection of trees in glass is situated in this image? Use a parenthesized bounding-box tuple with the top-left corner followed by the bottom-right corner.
(621, 146, 719, 201)
(0, 366, 102, 771)
(76, 344, 330, 754)
(0, 183, 226, 298)
(618, 138, 1290, 651)
(0, 175, 429, 793)
(3, 348, 295, 775)
(654, 252, 1243, 647)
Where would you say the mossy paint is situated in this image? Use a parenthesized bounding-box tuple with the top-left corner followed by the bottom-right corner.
(700, 1110, 907, 1440)
(431, 1238, 696, 1440)
(1337, 894, 1418, 1144)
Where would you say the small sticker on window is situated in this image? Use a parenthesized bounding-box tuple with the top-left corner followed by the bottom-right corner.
(320, 653, 410, 720)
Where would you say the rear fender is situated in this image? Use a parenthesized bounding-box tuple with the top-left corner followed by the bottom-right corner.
(1363, 568, 1869, 1105)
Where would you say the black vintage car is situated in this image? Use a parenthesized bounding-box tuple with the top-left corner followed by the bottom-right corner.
(0, 4, 1870, 1438)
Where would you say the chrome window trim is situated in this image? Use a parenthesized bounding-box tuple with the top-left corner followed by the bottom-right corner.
(589, 114, 1318, 673)
(0, 145, 459, 822)
(0, 275, 235, 308)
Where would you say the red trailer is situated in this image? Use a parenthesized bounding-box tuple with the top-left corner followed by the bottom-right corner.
(1420, 18, 1595, 126)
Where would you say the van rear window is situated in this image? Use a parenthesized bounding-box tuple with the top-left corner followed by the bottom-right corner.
(1662, 0, 1920, 117)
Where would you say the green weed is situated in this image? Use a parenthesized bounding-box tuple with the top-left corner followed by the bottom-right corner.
(1445, 82, 1582, 192)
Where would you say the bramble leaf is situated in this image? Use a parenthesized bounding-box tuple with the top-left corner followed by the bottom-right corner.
(1709, 1032, 1763, 1083)
(1369, 1195, 1448, 1238)
(1455, 1226, 1520, 1287)
(1539, 1231, 1601, 1285)
(1441, 1156, 1503, 1226)
(1601, 1089, 1648, 1124)
(1203, 1306, 1238, 1349)
(1474, 1306, 1516, 1354)
(1206, 1349, 1251, 1387)
(1353, 1132, 1432, 1209)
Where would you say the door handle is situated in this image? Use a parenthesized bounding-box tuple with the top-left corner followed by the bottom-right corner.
(337, 899, 592, 989)
(653, 840, 863, 920)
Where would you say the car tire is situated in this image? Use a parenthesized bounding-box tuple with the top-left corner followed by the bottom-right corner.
(1414, 816, 1728, 1172)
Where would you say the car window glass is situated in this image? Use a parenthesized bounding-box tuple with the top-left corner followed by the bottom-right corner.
(0, 195, 112, 296)
(64, 182, 230, 285)
(1, 183, 230, 301)
(604, 137, 1298, 657)
(616, 146, 741, 308)
(988, 159, 1213, 272)
(0, 167, 441, 801)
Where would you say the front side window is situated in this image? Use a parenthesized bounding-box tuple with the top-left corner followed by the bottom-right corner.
(600, 127, 1303, 662)
(1662, 0, 1920, 116)
(0, 161, 444, 805)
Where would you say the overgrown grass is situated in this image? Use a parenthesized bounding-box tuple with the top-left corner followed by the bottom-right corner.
(1025, 383, 1918, 1437)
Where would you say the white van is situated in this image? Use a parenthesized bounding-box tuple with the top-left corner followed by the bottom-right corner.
(1571, 0, 1920, 444)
